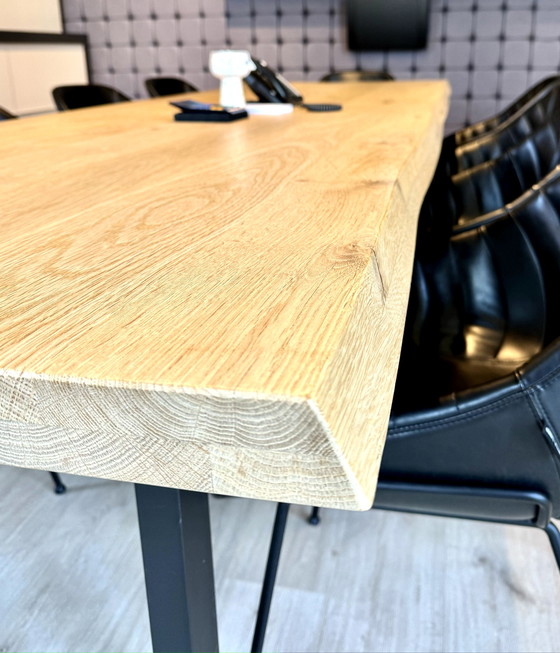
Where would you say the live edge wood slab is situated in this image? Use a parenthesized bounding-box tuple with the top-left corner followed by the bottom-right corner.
(0, 81, 449, 509)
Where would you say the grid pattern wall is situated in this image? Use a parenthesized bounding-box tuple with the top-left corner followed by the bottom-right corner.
(62, 0, 560, 131)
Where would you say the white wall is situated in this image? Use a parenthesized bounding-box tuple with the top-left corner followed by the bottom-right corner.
(0, 0, 63, 33)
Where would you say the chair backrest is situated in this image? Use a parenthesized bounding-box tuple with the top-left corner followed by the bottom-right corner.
(52, 84, 131, 111)
(144, 77, 198, 97)
(451, 129, 560, 221)
(419, 118, 560, 239)
(427, 119, 560, 227)
(455, 75, 560, 146)
(320, 70, 394, 82)
(418, 81, 560, 237)
(455, 80, 560, 170)
(0, 106, 16, 120)
(408, 166, 560, 397)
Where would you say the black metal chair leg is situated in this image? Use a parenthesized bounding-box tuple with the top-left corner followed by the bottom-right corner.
(545, 521, 560, 572)
(251, 502, 290, 653)
(49, 472, 66, 494)
(308, 506, 321, 525)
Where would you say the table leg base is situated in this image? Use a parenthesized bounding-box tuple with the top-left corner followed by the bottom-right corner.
(135, 485, 219, 653)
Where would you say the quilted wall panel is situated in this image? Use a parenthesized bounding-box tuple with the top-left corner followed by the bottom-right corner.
(61, 0, 560, 131)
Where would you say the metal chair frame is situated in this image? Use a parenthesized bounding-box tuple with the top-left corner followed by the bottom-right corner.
(250, 482, 560, 652)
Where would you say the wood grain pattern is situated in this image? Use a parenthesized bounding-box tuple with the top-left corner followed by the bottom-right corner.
(0, 82, 449, 508)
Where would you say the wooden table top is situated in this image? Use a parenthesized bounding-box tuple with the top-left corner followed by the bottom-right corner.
(0, 81, 449, 509)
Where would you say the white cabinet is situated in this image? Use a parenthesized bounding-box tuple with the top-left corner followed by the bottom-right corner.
(0, 42, 88, 114)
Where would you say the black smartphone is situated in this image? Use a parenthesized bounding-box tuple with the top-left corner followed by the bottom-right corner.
(244, 58, 303, 104)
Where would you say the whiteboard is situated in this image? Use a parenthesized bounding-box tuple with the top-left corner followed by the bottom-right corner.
(0, 43, 88, 114)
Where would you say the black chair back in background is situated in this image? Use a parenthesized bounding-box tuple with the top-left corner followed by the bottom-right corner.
(455, 76, 560, 171)
(320, 69, 394, 82)
(52, 84, 131, 111)
(144, 76, 198, 97)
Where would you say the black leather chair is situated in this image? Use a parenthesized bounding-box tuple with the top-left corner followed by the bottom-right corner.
(422, 125, 560, 234)
(377, 166, 560, 562)
(144, 76, 198, 97)
(452, 78, 560, 174)
(52, 84, 131, 111)
(426, 77, 560, 204)
(320, 69, 394, 82)
(454, 75, 560, 146)
(419, 78, 560, 241)
(302, 167, 560, 566)
(0, 106, 16, 120)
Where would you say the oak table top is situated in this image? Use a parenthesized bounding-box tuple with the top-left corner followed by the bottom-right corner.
(0, 81, 449, 510)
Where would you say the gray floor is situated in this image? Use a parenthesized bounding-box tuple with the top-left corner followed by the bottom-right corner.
(1, 465, 559, 653)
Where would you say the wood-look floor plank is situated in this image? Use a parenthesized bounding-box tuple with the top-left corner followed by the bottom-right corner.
(0, 467, 559, 653)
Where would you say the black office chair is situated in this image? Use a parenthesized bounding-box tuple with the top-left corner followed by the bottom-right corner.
(320, 69, 394, 82)
(144, 76, 198, 97)
(52, 84, 131, 111)
(0, 106, 16, 120)
(251, 168, 560, 653)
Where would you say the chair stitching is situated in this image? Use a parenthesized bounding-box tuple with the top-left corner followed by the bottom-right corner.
(389, 363, 560, 438)
(388, 392, 523, 436)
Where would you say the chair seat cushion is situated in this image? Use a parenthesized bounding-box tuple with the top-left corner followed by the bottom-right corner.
(384, 339, 560, 516)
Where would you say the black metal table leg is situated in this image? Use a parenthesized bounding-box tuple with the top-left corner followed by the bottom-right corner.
(135, 484, 219, 653)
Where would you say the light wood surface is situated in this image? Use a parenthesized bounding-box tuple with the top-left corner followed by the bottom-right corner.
(0, 82, 449, 509)
(2, 468, 560, 653)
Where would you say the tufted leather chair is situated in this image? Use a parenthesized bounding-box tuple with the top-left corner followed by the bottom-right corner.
(454, 75, 560, 146)
(145, 77, 198, 97)
(52, 84, 131, 111)
(395, 165, 560, 403)
(429, 77, 560, 189)
(320, 69, 394, 82)
(419, 78, 560, 241)
(421, 128, 560, 238)
(456, 83, 560, 172)
(380, 165, 560, 566)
